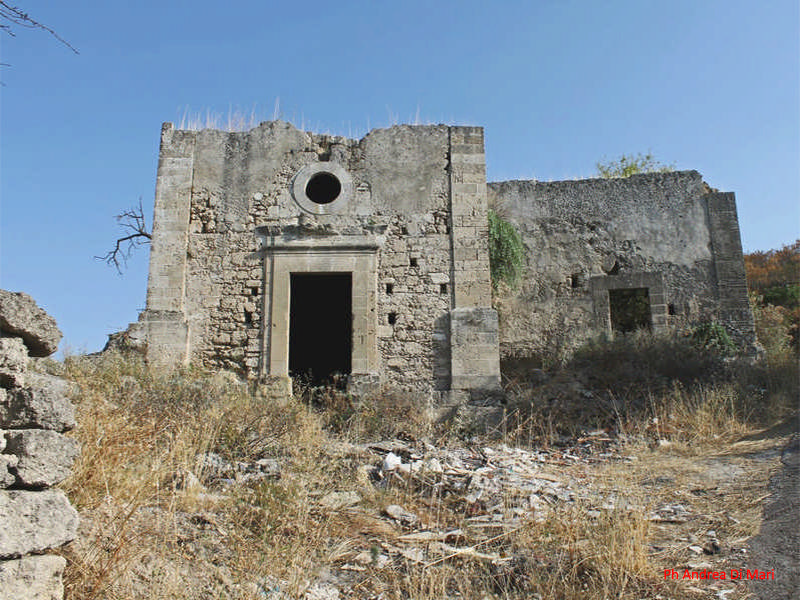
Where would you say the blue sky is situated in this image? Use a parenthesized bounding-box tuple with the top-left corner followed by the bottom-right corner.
(1, 1, 798, 354)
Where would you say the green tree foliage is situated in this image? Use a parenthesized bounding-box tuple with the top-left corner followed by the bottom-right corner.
(744, 240, 800, 301)
(488, 209, 525, 290)
(595, 153, 674, 179)
(745, 240, 800, 353)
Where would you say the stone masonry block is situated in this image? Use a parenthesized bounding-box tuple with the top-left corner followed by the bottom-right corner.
(0, 385, 76, 432)
(451, 153, 485, 164)
(0, 554, 67, 600)
(450, 144, 483, 155)
(0, 490, 79, 558)
(0, 291, 62, 357)
(4, 430, 80, 488)
(0, 337, 27, 388)
(0, 454, 18, 488)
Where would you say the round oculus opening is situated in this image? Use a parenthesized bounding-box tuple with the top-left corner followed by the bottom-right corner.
(305, 171, 342, 205)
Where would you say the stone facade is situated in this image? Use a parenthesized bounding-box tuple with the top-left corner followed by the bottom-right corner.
(0, 291, 79, 600)
(488, 172, 757, 363)
(135, 122, 755, 397)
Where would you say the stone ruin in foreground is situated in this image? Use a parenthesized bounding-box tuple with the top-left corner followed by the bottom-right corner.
(130, 122, 756, 406)
(0, 290, 79, 600)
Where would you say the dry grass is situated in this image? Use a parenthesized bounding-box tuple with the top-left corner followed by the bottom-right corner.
(54, 331, 796, 599)
(502, 328, 797, 447)
(59, 352, 329, 599)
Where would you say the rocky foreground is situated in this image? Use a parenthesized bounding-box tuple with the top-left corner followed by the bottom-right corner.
(63, 409, 796, 600)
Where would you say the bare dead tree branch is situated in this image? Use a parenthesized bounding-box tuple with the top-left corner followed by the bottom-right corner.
(96, 198, 152, 274)
(0, 2, 79, 53)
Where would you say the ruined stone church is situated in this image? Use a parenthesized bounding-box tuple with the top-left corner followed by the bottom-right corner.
(133, 121, 755, 403)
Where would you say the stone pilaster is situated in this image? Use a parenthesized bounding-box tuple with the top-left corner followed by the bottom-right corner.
(141, 123, 196, 368)
(706, 192, 758, 352)
(447, 127, 501, 396)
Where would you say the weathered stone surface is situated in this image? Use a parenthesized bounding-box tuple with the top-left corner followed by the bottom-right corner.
(0, 554, 66, 600)
(134, 120, 755, 402)
(489, 172, 756, 362)
(0, 384, 76, 432)
(0, 454, 18, 488)
(4, 430, 80, 488)
(25, 372, 78, 399)
(0, 291, 62, 357)
(0, 490, 79, 557)
(0, 336, 27, 388)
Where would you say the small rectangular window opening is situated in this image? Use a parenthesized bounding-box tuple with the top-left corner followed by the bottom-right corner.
(388, 312, 397, 325)
(439, 283, 448, 294)
(571, 273, 582, 288)
(244, 310, 254, 327)
(386, 283, 394, 295)
(410, 257, 418, 268)
(668, 303, 676, 316)
(609, 288, 651, 333)
(250, 287, 259, 296)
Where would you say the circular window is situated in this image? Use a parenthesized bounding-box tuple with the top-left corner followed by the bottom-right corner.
(290, 162, 353, 215)
(305, 172, 341, 204)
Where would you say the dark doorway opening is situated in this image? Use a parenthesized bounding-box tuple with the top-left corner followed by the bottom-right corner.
(609, 288, 651, 333)
(289, 273, 352, 386)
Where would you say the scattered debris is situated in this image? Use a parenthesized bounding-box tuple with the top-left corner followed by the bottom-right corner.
(319, 491, 361, 511)
(198, 452, 281, 485)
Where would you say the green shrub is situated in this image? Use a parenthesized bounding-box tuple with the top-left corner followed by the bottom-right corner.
(690, 321, 737, 356)
(762, 283, 800, 308)
(488, 209, 525, 290)
(595, 152, 674, 178)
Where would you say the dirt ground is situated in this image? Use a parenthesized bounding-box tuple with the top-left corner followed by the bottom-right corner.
(626, 415, 799, 600)
(745, 423, 799, 600)
(63, 418, 800, 600)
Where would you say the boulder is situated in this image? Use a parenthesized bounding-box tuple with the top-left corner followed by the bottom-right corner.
(0, 554, 66, 600)
(0, 291, 62, 357)
(0, 384, 76, 432)
(4, 431, 80, 488)
(0, 490, 79, 557)
(0, 337, 28, 388)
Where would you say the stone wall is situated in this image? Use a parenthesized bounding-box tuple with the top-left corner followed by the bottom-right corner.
(137, 120, 755, 397)
(488, 171, 757, 364)
(0, 290, 79, 600)
(138, 122, 500, 399)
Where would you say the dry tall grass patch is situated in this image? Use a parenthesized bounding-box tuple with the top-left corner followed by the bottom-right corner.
(59, 352, 331, 599)
(53, 337, 796, 600)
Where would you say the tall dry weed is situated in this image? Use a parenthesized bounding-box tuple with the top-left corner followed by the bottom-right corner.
(59, 352, 331, 599)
